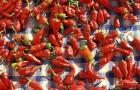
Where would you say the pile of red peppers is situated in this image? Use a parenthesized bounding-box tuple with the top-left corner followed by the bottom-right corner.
(0, 0, 140, 90)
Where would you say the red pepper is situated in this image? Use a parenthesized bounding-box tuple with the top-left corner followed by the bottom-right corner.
(64, 45, 74, 57)
(4, 4, 15, 14)
(16, 51, 25, 59)
(121, 3, 133, 13)
(13, 19, 21, 32)
(33, 49, 50, 59)
(102, 9, 110, 19)
(55, 32, 63, 46)
(92, 2, 100, 10)
(13, 0, 22, 17)
(73, 28, 83, 39)
(97, 0, 111, 9)
(114, 47, 132, 56)
(63, 66, 75, 85)
(6, 41, 14, 49)
(114, 16, 120, 29)
(49, 34, 60, 47)
(89, 20, 99, 31)
(112, 66, 123, 78)
(118, 60, 128, 78)
(20, 7, 30, 26)
(48, 66, 64, 74)
(17, 65, 37, 76)
(9, 80, 15, 90)
(36, 14, 49, 25)
(136, 68, 140, 77)
(0, 78, 7, 90)
(99, 53, 114, 66)
(1, 0, 14, 13)
(16, 61, 30, 68)
(79, 14, 88, 23)
(126, 58, 133, 79)
(133, 3, 140, 10)
(92, 32, 105, 42)
(124, 14, 138, 23)
(63, 19, 76, 26)
(1, 48, 9, 59)
(120, 40, 133, 51)
(51, 57, 70, 67)
(30, 42, 46, 53)
(63, 6, 75, 17)
(76, 80, 85, 86)
(132, 37, 140, 51)
(83, 23, 91, 40)
(69, 36, 79, 56)
(63, 26, 75, 35)
(1, 72, 10, 88)
(17, 45, 28, 51)
(87, 38, 97, 50)
(106, 30, 118, 39)
(54, 47, 63, 56)
(78, 71, 87, 79)
(70, 84, 86, 90)
(114, 7, 129, 15)
(130, 62, 137, 78)
(90, 86, 106, 90)
(100, 43, 115, 54)
(97, 10, 105, 25)
(53, 74, 65, 89)
(99, 38, 113, 46)
(50, 18, 62, 35)
(90, 10, 98, 21)
(79, 45, 93, 62)
(0, 37, 5, 46)
(25, 54, 42, 64)
(4, 18, 13, 29)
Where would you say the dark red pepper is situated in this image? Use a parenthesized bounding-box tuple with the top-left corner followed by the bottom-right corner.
(118, 60, 128, 78)
(112, 66, 123, 78)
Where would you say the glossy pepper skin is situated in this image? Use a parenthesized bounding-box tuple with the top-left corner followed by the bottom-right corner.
(120, 40, 133, 51)
(114, 17, 120, 29)
(112, 66, 123, 78)
(33, 49, 50, 59)
(97, 10, 105, 25)
(64, 45, 74, 57)
(30, 43, 46, 53)
(100, 43, 115, 54)
(118, 60, 128, 78)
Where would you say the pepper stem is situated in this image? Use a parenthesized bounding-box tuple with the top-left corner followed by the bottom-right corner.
(26, 0, 30, 8)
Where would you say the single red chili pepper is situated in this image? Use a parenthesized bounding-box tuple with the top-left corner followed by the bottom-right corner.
(13, 19, 21, 32)
(32, 28, 44, 45)
(6, 41, 14, 49)
(63, 66, 75, 85)
(99, 38, 113, 47)
(16, 61, 30, 68)
(54, 47, 63, 56)
(92, 2, 100, 10)
(87, 0, 94, 8)
(120, 40, 133, 51)
(17, 45, 28, 51)
(49, 34, 60, 47)
(63, 19, 76, 26)
(25, 53, 42, 64)
(102, 9, 110, 20)
(97, 0, 111, 9)
(97, 10, 105, 25)
(69, 36, 79, 56)
(114, 47, 132, 56)
(126, 58, 133, 79)
(55, 32, 64, 46)
(16, 51, 25, 59)
(73, 28, 83, 39)
(4, 18, 13, 29)
(51, 57, 70, 67)
(7, 50, 14, 65)
(76, 80, 85, 86)
(64, 45, 74, 57)
(36, 14, 49, 25)
(99, 53, 114, 67)
(114, 6, 129, 15)
(100, 43, 115, 54)
(83, 23, 91, 40)
(48, 66, 64, 74)
(132, 37, 140, 51)
(30, 42, 46, 53)
(13, 0, 22, 17)
(63, 6, 75, 17)
(63, 26, 75, 35)
(1, 48, 9, 59)
(106, 30, 118, 39)
(112, 66, 123, 78)
(50, 18, 62, 35)
(4, 4, 15, 14)
(78, 71, 87, 79)
(1, 0, 14, 13)
(90, 86, 106, 90)
(1, 72, 10, 88)
(9, 80, 15, 90)
(129, 62, 137, 78)
(17, 65, 37, 76)
(90, 10, 98, 21)
(79, 14, 88, 23)
(114, 16, 120, 29)
(20, 7, 30, 26)
(39, 0, 53, 10)
(87, 38, 97, 50)
(33, 49, 50, 59)
(53, 74, 65, 89)
(118, 60, 128, 78)
(0, 78, 7, 90)
(89, 20, 99, 31)
(0, 19, 6, 30)
(93, 32, 105, 42)
(79, 45, 93, 62)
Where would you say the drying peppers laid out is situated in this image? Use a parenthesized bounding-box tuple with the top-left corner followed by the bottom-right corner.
(0, 0, 140, 90)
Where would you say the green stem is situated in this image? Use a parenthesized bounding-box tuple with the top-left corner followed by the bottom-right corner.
(26, 0, 30, 8)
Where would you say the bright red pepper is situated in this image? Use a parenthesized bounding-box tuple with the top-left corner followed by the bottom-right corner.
(92, 32, 105, 42)
(132, 37, 140, 51)
(7, 50, 14, 65)
(36, 14, 49, 25)
(102, 9, 110, 19)
(114, 7, 129, 15)
(13, 0, 22, 17)
(63, 26, 75, 35)
(54, 47, 63, 56)
(114, 47, 132, 56)
(97, 0, 111, 9)
(118, 60, 128, 78)
(64, 45, 74, 57)
(30, 42, 46, 53)
(53, 74, 65, 89)
(63, 19, 76, 26)
(112, 66, 123, 78)
(87, 38, 97, 50)
(1, 72, 10, 88)
(73, 28, 83, 39)
(114, 16, 120, 29)
(1, 48, 9, 59)
(83, 23, 91, 40)
(0, 78, 7, 90)
(106, 30, 118, 39)
(55, 32, 63, 46)
(120, 40, 133, 51)
(49, 34, 60, 47)
(16, 61, 30, 68)
(79, 14, 88, 23)
(126, 58, 133, 79)
(48, 66, 64, 74)
(97, 10, 105, 25)
(34, 49, 50, 59)
(100, 43, 115, 54)
(25, 54, 42, 65)
(89, 20, 99, 31)
(9, 80, 15, 90)
(90, 10, 98, 21)
(99, 38, 113, 46)
(63, 6, 75, 17)
(76, 80, 85, 86)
